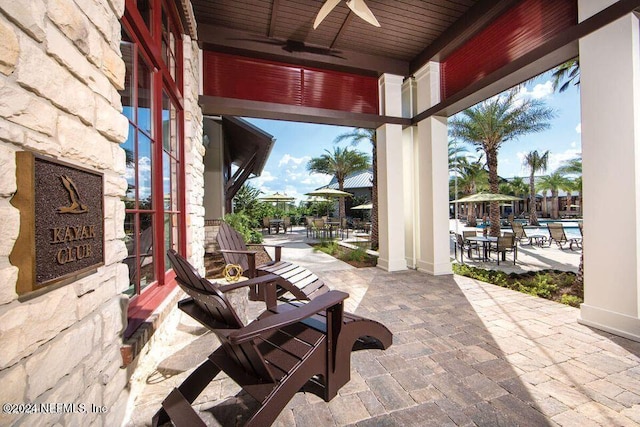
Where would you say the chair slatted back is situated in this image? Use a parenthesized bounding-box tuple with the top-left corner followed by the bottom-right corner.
(216, 222, 250, 272)
(462, 230, 476, 239)
(511, 222, 526, 239)
(547, 223, 566, 242)
(497, 234, 515, 250)
(167, 250, 275, 383)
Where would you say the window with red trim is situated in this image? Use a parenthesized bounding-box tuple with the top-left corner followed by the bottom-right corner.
(120, 0, 185, 336)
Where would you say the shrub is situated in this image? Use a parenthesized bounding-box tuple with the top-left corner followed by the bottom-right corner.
(560, 294, 582, 308)
(345, 247, 367, 262)
(313, 239, 338, 256)
(452, 263, 578, 304)
(224, 212, 263, 243)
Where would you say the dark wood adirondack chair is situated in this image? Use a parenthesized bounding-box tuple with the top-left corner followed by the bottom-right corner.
(154, 250, 392, 427)
(216, 222, 330, 302)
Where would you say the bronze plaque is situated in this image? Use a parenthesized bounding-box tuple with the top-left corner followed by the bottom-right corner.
(10, 152, 104, 297)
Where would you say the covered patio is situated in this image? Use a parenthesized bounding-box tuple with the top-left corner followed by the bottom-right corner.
(127, 231, 640, 425)
(193, 0, 640, 342)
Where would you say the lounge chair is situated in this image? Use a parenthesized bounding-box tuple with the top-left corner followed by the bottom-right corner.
(511, 221, 547, 246)
(217, 222, 330, 301)
(153, 250, 392, 427)
(547, 222, 582, 250)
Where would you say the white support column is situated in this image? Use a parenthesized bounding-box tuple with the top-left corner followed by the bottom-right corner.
(578, 1, 640, 341)
(377, 74, 407, 271)
(413, 62, 452, 275)
(403, 77, 418, 269)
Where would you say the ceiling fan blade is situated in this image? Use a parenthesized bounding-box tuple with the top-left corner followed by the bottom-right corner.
(346, 0, 380, 27)
(313, 0, 342, 29)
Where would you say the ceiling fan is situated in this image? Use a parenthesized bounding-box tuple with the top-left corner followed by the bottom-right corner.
(313, 0, 381, 29)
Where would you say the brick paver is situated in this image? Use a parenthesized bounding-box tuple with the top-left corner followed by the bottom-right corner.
(127, 229, 640, 426)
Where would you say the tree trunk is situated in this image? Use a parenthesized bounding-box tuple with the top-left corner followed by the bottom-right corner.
(486, 148, 500, 237)
(552, 190, 559, 219)
(371, 142, 379, 250)
(338, 181, 346, 218)
(529, 171, 539, 226)
(467, 203, 477, 226)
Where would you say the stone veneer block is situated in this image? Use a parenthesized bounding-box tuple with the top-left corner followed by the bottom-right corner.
(47, 0, 90, 53)
(0, 1, 46, 42)
(0, 18, 19, 75)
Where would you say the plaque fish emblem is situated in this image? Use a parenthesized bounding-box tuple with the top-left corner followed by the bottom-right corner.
(58, 175, 88, 214)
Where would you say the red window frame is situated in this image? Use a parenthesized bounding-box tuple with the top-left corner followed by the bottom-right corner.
(121, 0, 186, 337)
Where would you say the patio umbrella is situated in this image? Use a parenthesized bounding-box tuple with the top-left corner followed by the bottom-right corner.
(451, 192, 521, 203)
(306, 188, 352, 216)
(259, 192, 295, 211)
(306, 188, 352, 198)
(351, 203, 372, 210)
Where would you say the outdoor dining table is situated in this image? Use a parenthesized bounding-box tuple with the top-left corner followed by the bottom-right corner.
(269, 219, 283, 234)
(325, 221, 340, 238)
(465, 236, 498, 261)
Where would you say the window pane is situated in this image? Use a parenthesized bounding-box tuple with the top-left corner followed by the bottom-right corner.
(164, 213, 178, 269)
(137, 0, 152, 33)
(163, 151, 171, 209)
(123, 213, 155, 296)
(123, 126, 136, 207)
(120, 40, 134, 122)
(138, 131, 153, 210)
(137, 57, 152, 135)
(139, 214, 155, 292)
(162, 92, 171, 151)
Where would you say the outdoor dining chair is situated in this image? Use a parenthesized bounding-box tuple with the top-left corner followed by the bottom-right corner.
(492, 233, 517, 265)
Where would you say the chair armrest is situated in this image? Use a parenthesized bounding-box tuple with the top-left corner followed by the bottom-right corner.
(228, 290, 349, 344)
(219, 249, 258, 255)
(219, 249, 256, 277)
(215, 273, 280, 292)
(247, 244, 283, 262)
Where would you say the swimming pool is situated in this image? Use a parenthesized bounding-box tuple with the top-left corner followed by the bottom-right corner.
(504, 220, 582, 239)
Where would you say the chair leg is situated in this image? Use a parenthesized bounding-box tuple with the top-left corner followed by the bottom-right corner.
(153, 358, 221, 426)
(245, 351, 326, 427)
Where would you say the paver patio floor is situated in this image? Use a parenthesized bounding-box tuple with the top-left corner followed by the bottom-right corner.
(127, 230, 639, 426)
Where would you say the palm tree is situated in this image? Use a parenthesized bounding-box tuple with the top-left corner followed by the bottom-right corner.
(333, 128, 379, 249)
(537, 172, 572, 219)
(457, 158, 488, 227)
(557, 156, 583, 215)
(449, 90, 555, 236)
(448, 140, 468, 175)
(551, 58, 580, 92)
(449, 141, 469, 220)
(523, 150, 549, 226)
(307, 146, 370, 219)
(506, 177, 528, 216)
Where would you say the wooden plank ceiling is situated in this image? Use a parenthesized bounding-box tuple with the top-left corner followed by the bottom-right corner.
(191, 0, 486, 76)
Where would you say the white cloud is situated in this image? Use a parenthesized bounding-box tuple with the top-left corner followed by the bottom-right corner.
(575, 123, 581, 134)
(278, 154, 310, 168)
(250, 171, 277, 194)
(548, 146, 581, 173)
(518, 80, 554, 100)
(301, 173, 331, 187)
(514, 147, 580, 176)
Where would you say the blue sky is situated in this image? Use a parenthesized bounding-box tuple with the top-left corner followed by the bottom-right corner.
(244, 70, 581, 203)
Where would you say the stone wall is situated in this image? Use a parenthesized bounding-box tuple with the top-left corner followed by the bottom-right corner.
(0, 1, 131, 425)
(183, 35, 205, 272)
